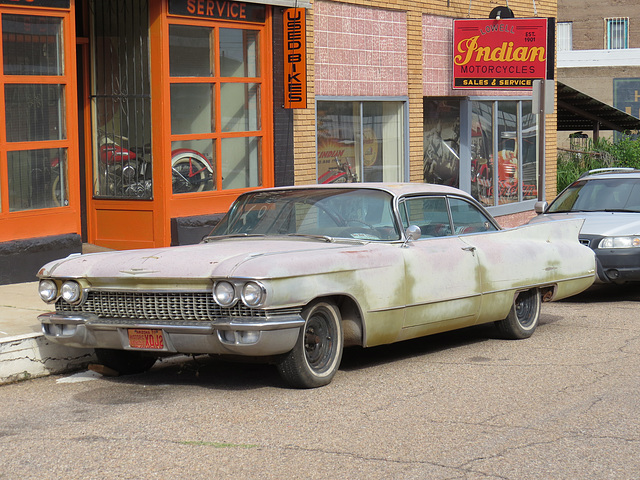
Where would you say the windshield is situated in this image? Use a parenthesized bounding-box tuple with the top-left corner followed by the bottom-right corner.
(209, 188, 401, 241)
(547, 178, 640, 213)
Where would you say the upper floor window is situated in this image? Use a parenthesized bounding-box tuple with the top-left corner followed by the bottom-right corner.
(606, 17, 629, 49)
(557, 22, 572, 51)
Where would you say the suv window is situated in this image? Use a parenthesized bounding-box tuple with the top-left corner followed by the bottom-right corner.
(548, 178, 640, 213)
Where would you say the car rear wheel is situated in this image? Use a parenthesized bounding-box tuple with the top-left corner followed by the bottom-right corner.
(94, 348, 158, 375)
(277, 301, 343, 388)
(495, 289, 541, 339)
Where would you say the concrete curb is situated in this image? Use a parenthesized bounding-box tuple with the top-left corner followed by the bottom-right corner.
(0, 332, 95, 384)
(0, 247, 114, 384)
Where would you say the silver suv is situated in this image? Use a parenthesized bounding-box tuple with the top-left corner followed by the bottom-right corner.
(530, 168, 640, 284)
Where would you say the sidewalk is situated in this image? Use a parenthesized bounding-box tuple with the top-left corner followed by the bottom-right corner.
(0, 281, 96, 384)
(0, 282, 93, 384)
(0, 244, 112, 384)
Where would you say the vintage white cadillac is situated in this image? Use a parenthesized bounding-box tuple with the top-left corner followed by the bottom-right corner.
(38, 184, 596, 388)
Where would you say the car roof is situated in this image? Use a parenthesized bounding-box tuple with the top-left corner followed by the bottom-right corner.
(579, 168, 640, 181)
(251, 182, 470, 199)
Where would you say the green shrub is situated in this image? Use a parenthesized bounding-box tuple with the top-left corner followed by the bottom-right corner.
(557, 133, 640, 192)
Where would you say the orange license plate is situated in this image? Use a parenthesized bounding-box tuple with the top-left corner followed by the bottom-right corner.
(128, 328, 164, 350)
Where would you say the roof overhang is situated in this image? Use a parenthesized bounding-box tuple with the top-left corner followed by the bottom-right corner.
(557, 81, 640, 137)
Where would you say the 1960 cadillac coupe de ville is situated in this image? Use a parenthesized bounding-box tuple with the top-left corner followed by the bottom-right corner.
(38, 184, 596, 388)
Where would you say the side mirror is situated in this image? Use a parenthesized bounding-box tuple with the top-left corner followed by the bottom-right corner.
(534, 201, 548, 214)
(402, 225, 421, 247)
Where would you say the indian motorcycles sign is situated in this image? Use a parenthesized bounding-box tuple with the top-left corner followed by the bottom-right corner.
(453, 18, 555, 89)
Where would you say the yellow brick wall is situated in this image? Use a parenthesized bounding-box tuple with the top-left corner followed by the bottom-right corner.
(294, 0, 558, 200)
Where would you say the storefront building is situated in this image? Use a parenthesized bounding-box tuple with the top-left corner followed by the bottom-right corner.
(0, 0, 557, 284)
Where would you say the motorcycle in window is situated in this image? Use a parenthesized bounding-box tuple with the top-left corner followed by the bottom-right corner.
(96, 131, 214, 198)
(318, 157, 358, 184)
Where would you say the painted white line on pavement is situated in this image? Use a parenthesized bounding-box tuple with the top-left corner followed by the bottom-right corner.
(56, 370, 102, 384)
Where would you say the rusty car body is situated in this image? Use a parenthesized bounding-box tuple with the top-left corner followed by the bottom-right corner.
(37, 184, 596, 388)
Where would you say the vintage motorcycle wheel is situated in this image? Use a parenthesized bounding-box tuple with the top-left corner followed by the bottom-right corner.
(171, 151, 213, 193)
(277, 300, 344, 388)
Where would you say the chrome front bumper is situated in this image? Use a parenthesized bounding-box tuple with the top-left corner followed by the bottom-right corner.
(39, 312, 304, 357)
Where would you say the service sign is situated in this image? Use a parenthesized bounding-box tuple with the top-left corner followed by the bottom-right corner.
(169, 0, 266, 23)
(453, 18, 554, 89)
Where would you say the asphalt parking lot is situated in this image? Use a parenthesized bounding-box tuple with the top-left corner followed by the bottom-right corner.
(1, 284, 639, 479)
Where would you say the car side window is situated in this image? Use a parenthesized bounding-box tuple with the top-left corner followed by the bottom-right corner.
(448, 197, 498, 234)
(403, 196, 452, 237)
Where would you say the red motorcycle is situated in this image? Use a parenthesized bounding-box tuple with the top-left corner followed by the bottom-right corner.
(97, 133, 214, 197)
(318, 157, 358, 183)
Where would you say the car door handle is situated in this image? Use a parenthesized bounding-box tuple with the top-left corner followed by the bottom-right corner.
(461, 246, 476, 256)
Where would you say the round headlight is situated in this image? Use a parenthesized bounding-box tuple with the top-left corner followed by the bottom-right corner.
(38, 279, 58, 303)
(213, 281, 236, 307)
(61, 280, 82, 304)
(241, 281, 265, 307)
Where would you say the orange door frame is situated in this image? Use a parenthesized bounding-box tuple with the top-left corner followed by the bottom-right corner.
(84, 0, 273, 250)
(0, 2, 81, 243)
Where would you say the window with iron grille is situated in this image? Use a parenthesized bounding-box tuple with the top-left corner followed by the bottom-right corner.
(606, 17, 629, 49)
(90, 0, 152, 200)
(557, 22, 572, 51)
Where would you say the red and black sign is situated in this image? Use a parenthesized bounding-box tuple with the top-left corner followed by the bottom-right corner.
(283, 8, 307, 108)
(169, 0, 266, 23)
(453, 17, 555, 89)
(0, 0, 70, 7)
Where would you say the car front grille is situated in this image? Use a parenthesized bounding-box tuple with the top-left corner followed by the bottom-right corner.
(579, 238, 591, 247)
(55, 291, 297, 322)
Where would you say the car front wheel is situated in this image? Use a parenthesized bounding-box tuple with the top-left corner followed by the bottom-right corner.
(94, 348, 158, 375)
(277, 301, 344, 388)
(495, 289, 541, 339)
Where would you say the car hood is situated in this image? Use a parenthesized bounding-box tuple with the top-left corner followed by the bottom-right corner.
(529, 211, 640, 236)
(38, 237, 391, 281)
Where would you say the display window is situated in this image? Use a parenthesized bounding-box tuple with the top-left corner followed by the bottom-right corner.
(424, 97, 538, 209)
(0, 3, 78, 243)
(3, 15, 69, 211)
(90, 0, 152, 200)
(168, 19, 267, 197)
(471, 100, 538, 206)
(423, 99, 460, 188)
(316, 100, 406, 184)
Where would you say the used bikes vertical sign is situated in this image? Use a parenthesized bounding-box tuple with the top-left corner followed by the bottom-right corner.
(453, 18, 554, 89)
(283, 8, 307, 109)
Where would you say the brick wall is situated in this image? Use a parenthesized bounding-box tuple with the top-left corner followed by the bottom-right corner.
(559, 0, 640, 50)
(293, 0, 558, 195)
(314, 2, 407, 97)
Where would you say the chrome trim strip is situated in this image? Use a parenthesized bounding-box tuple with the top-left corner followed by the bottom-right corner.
(39, 312, 304, 333)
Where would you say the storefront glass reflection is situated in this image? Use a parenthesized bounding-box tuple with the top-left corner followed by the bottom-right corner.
(425, 98, 538, 208)
(423, 99, 460, 188)
(169, 23, 264, 194)
(471, 101, 493, 205)
(91, 0, 152, 199)
(1, 14, 68, 212)
(316, 101, 405, 183)
(8, 148, 67, 212)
